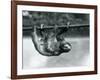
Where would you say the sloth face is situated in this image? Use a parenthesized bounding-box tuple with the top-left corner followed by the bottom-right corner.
(31, 26, 71, 56)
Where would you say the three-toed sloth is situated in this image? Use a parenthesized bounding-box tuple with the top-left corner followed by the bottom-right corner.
(31, 25, 72, 56)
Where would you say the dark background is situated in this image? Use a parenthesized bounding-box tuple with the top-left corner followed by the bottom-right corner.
(22, 11, 89, 37)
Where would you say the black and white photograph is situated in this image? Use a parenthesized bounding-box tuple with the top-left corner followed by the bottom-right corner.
(22, 11, 90, 69)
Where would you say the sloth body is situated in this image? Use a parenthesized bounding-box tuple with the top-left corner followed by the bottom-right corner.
(31, 25, 71, 56)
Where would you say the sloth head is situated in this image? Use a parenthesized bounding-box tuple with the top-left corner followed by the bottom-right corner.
(31, 25, 71, 56)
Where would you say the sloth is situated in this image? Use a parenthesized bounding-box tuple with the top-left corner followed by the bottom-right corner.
(31, 25, 72, 56)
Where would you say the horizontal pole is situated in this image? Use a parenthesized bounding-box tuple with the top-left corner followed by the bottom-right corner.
(23, 24, 89, 30)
